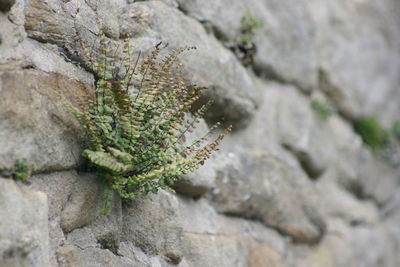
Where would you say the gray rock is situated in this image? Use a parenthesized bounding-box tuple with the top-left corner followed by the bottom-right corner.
(209, 148, 325, 244)
(178, 197, 285, 243)
(30, 170, 79, 220)
(173, 160, 217, 197)
(64, 194, 123, 257)
(315, 170, 379, 225)
(119, 1, 259, 126)
(182, 230, 286, 267)
(60, 173, 100, 233)
(22, 0, 118, 76)
(177, 0, 318, 92)
(309, 0, 400, 124)
(325, 116, 365, 193)
(221, 79, 303, 174)
(24, 0, 125, 44)
(0, 179, 49, 266)
(276, 84, 336, 178)
(29, 170, 123, 266)
(24, 0, 80, 45)
(0, 70, 90, 173)
(56, 245, 139, 267)
(182, 233, 249, 267)
(290, 219, 395, 267)
(178, 197, 289, 265)
(29, 171, 77, 267)
(327, 116, 400, 204)
(48, 220, 66, 267)
(82, 0, 126, 39)
(222, 80, 336, 180)
(122, 190, 183, 264)
(248, 243, 286, 267)
(118, 241, 177, 267)
(357, 153, 400, 205)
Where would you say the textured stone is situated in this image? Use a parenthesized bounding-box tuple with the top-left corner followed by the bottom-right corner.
(118, 241, 177, 267)
(182, 233, 248, 267)
(64, 189, 123, 258)
(48, 221, 65, 267)
(24, 0, 125, 44)
(119, 1, 259, 125)
(316, 170, 379, 225)
(277, 84, 335, 178)
(178, 197, 286, 250)
(1, 1, 90, 82)
(248, 243, 286, 267)
(177, 0, 317, 92)
(327, 116, 400, 204)
(1, 0, 400, 266)
(177, 197, 288, 266)
(209, 148, 325, 244)
(60, 173, 100, 233)
(0, 70, 91, 172)
(57, 245, 139, 267)
(291, 219, 395, 267)
(173, 160, 217, 197)
(325, 116, 365, 193)
(24, 0, 78, 45)
(0, 179, 49, 266)
(357, 154, 400, 205)
(122, 190, 183, 263)
(83, 0, 126, 39)
(30, 170, 78, 220)
(309, 0, 400, 124)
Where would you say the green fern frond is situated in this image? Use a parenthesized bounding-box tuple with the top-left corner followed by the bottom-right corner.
(67, 34, 230, 204)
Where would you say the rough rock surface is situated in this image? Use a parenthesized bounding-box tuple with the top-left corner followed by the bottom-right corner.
(0, 179, 49, 266)
(1, 0, 400, 266)
(209, 148, 325, 244)
(177, 0, 318, 93)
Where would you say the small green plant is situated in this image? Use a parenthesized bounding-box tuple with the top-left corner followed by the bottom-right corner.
(311, 99, 334, 120)
(12, 160, 33, 181)
(66, 34, 230, 204)
(392, 120, 400, 142)
(240, 11, 262, 45)
(230, 11, 262, 66)
(354, 116, 389, 150)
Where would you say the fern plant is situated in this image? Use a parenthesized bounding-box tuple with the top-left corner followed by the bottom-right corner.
(66, 34, 230, 202)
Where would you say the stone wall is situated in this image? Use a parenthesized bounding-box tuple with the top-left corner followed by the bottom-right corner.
(1, 0, 400, 266)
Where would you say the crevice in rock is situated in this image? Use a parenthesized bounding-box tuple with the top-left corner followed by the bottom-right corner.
(97, 237, 120, 256)
(56, 44, 96, 75)
(164, 252, 182, 265)
(379, 192, 400, 219)
(318, 68, 355, 122)
(218, 211, 300, 244)
(281, 143, 323, 180)
(21, 63, 36, 70)
(176, 2, 187, 16)
(253, 64, 311, 96)
(31, 166, 80, 176)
